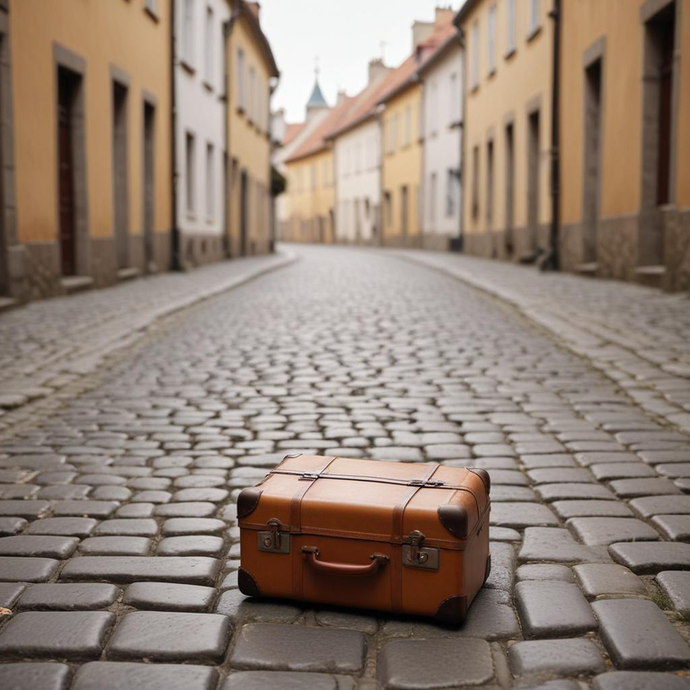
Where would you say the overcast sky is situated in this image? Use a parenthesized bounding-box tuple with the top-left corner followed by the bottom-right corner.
(260, 0, 463, 123)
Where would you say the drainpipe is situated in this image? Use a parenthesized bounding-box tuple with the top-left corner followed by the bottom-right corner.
(170, 0, 181, 270)
(224, 2, 240, 255)
(543, 0, 561, 271)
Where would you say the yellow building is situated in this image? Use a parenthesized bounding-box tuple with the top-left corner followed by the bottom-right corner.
(458, 0, 553, 261)
(283, 94, 353, 243)
(227, 1, 278, 257)
(559, 0, 690, 291)
(1, 0, 172, 303)
(380, 15, 455, 247)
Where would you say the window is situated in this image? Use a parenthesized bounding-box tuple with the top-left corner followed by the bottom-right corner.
(204, 6, 213, 84)
(429, 173, 437, 222)
(446, 170, 457, 217)
(472, 144, 480, 220)
(404, 106, 412, 146)
(506, 0, 516, 54)
(220, 25, 227, 95)
(529, 0, 540, 35)
(488, 5, 497, 74)
(323, 158, 330, 187)
(449, 73, 459, 123)
(311, 164, 316, 190)
(385, 192, 392, 227)
(206, 143, 214, 219)
(185, 132, 196, 215)
(145, 0, 157, 14)
(248, 66, 255, 122)
(471, 21, 479, 88)
(182, 0, 195, 65)
(236, 49, 245, 110)
(387, 114, 397, 153)
(429, 83, 438, 135)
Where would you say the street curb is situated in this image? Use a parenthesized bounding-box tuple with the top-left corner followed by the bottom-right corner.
(0, 252, 299, 425)
(387, 249, 690, 434)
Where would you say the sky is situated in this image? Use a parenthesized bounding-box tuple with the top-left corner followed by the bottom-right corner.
(259, 0, 464, 123)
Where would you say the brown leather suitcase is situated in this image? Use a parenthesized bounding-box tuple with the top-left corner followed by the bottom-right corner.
(237, 454, 491, 624)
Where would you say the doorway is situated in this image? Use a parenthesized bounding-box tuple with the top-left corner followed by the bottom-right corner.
(583, 58, 602, 263)
(640, 1, 677, 266)
(112, 81, 129, 270)
(504, 122, 515, 257)
(527, 110, 540, 252)
(240, 169, 248, 255)
(142, 101, 155, 271)
(401, 185, 409, 237)
(58, 67, 81, 277)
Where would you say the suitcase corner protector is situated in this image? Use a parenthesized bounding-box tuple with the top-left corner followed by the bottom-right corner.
(238, 567, 262, 597)
(438, 503, 469, 539)
(434, 594, 468, 626)
(237, 488, 263, 519)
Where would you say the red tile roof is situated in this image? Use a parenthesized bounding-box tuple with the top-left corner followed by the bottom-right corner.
(377, 21, 457, 105)
(285, 96, 357, 164)
(283, 122, 306, 147)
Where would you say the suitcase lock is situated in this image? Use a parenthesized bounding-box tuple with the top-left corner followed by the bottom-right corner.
(258, 517, 291, 554)
(403, 530, 439, 570)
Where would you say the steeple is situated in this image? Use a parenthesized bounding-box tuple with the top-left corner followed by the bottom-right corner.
(306, 57, 328, 117)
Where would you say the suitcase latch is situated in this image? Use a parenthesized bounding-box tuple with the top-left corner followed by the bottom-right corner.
(402, 530, 439, 570)
(257, 517, 290, 554)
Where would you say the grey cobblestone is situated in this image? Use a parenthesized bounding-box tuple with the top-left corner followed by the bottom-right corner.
(0, 245, 688, 685)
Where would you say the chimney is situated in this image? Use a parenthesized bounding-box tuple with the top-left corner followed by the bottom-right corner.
(247, 2, 260, 22)
(434, 6, 454, 28)
(336, 89, 348, 106)
(412, 21, 434, 52)
(368, 58, 388, 85)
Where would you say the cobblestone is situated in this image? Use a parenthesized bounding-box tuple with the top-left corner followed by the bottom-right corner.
(377, 638, 493, 688)
(593, 599, 690, 670)
(229, 623, 366, 672)
(508, 638, 606, 676)
(0, 245, 689, 685)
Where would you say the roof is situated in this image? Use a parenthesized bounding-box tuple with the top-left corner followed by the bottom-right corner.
(235, 0, 279, 78)
(378, 21, 458, 105)
(325, 69, 396, 140)
(307, 79, 328, 109)
(417, 30, 463, 76)
(285, 96, 357, 164)
(454, 0, 481, 26)
(283, 123, 306, 147)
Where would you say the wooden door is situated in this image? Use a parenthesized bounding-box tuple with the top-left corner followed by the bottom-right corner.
(143, 102, 155, 269)
(58, 71, 77, 276)
(657, 16, 674, 205)
(240, 170, 248, 255)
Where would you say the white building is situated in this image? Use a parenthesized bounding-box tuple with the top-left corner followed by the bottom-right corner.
(174, 0, 230, 267)
(420, 32, 463, 250)
(329, 60, 390, 244)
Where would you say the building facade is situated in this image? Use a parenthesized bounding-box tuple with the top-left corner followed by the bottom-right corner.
(174, 0, 230, 268)
(458, 0, 553, 262)
(283, 92, 353, 244)
(420, 32, 463, 250)
(2, 0, 173, 302)
(227, 0, 278, 257)
(559, 0, 689, 291)
(272, 94, 330, 242)
(328, 60, 390, 245)
(380, 11, 455, 248)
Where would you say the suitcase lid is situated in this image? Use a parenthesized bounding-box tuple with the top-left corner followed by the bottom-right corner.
(237, 454, 490, 548)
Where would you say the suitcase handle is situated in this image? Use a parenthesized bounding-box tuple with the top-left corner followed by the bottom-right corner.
(302, 546, 389, 577)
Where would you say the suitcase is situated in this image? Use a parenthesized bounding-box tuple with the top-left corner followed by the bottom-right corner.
(237, 454, 491, 624)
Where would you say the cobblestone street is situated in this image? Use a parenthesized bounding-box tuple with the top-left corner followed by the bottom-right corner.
(1, 245, 690, 690)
